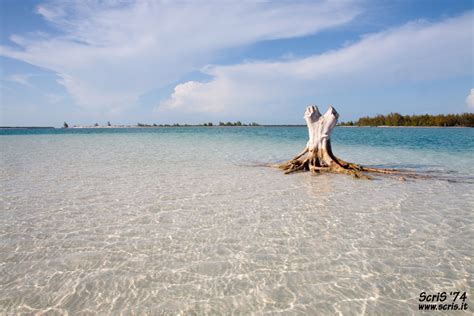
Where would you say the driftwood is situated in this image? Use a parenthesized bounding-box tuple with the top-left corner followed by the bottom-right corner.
(278, 105, 422, 180)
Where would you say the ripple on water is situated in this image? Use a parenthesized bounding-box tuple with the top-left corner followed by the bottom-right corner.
(0, 130, 473, 314)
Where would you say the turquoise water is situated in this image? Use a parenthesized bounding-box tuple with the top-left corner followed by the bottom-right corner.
(2, 126, 473, 153)
(1, 127, 473, 314)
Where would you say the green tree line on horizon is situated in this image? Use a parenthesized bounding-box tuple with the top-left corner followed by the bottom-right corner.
(218, 121, 260, 126)
(339, 112, 474, 127)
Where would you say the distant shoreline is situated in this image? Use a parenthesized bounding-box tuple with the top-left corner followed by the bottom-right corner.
(337, 125, 472, 128)
(339, 112, 473, 128)
(1, 125, 472, 129)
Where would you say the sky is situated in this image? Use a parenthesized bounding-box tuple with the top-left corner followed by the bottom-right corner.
(0, 0, 473, 126)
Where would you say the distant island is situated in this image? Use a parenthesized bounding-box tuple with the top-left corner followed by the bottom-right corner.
(6, 114, 473, 130)
(137, 121, 260, 127)
(339, 113, 474, 127)
(64, 121, 261, 128)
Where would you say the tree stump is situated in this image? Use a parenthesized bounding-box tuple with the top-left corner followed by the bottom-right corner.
(278, 105, 415, 179)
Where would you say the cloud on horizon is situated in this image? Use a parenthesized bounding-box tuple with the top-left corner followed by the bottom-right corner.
(157, 12, 473, 119)
(0, 0, 361, 115)
(467, 89, 474, 109)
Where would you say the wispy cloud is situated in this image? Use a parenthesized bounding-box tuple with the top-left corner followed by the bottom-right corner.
(44, 93, 65, 104)
(466, 89, 474, 109)
(157, 12, 473, 119)
(4, 74, 34, 87)
(0, 0, 360, 114)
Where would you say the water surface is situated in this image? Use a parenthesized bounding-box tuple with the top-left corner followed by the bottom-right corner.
(1, 127, 473, 314)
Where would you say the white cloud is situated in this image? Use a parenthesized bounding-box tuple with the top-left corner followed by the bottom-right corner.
(467, 89, 474, 109)
(157, 12, 473, 118)
(3, 73, 67, 105)
(0, 0, 360, 114)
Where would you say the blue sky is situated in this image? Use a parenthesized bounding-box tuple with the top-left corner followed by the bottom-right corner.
(1, 0, 473, 126)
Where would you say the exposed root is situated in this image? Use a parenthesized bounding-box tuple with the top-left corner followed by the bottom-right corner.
(278, 141, 425, 180)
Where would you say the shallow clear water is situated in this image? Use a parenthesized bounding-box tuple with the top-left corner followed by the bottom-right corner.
(1, 127, 473, 314)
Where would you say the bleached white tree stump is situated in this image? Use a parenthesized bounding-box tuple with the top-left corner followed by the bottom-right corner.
(279, 105, 411, 179)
